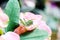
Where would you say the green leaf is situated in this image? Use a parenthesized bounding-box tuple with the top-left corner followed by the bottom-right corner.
(20, 29, 49, 40)
(4, 0, 20, 32)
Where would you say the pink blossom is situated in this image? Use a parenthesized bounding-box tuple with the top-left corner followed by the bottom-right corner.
(0, 8, 9, 28)
(1, 32, 20, 40)
(20, 12, 52, 40)
(0, 36, 4, 40)
(24, 12, 42, 20)
(36, 20, 52, 36)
